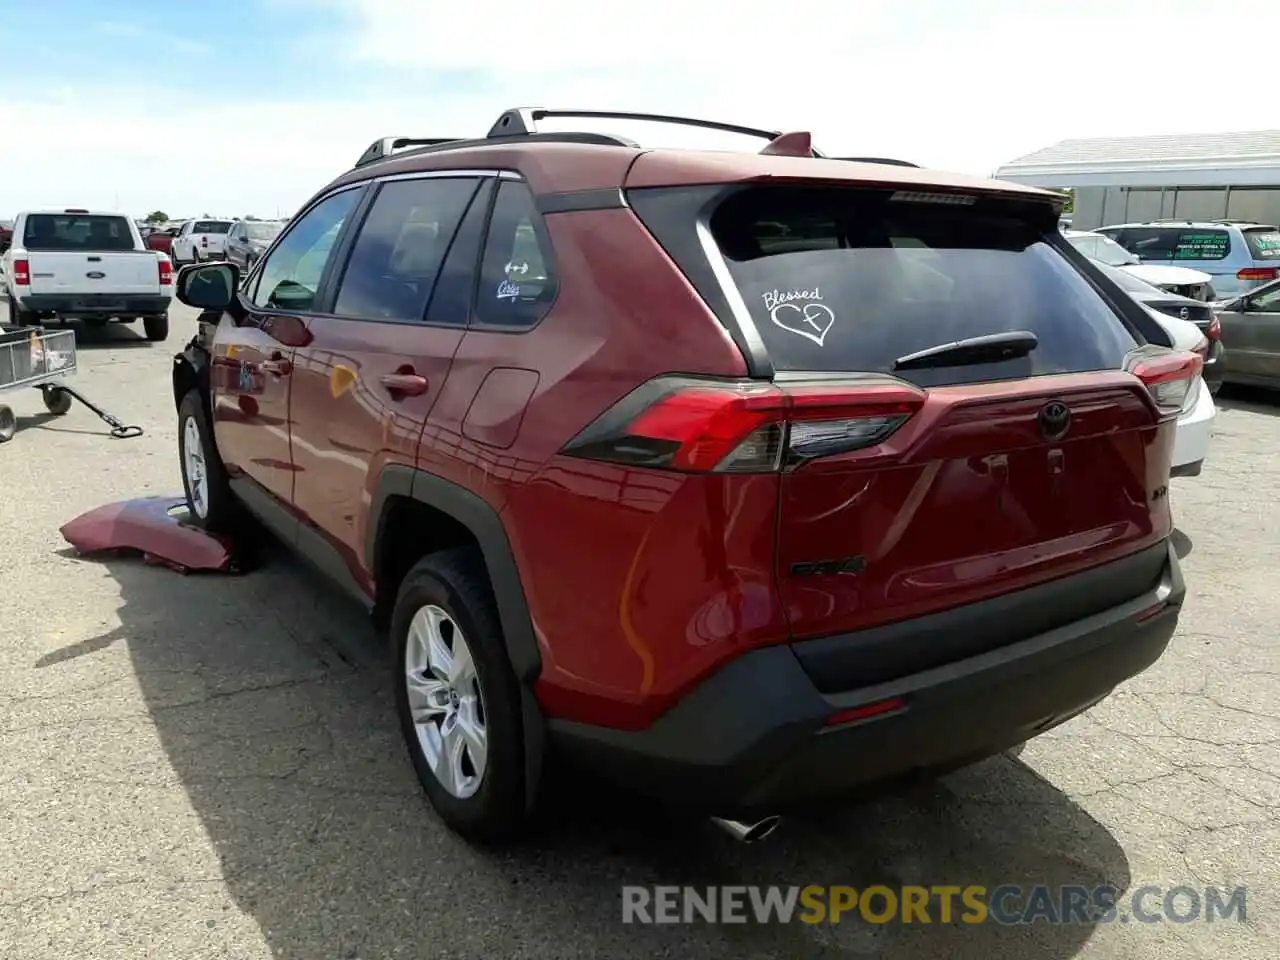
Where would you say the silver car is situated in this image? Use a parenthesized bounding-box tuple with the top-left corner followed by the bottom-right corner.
(1213, 277, 1280, 389)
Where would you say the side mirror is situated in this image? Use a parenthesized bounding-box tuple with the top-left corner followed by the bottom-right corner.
(176, 262, 239, 310)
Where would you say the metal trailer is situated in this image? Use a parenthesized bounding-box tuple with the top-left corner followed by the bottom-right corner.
(0, 325, 78, 442)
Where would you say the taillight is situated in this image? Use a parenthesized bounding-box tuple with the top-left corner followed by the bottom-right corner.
(1237, 267, 1278, 282)
(11, 258, 29, 285)
(560, 377, 923, 473)
(201, 235, 208, 247)
(1192, 337, 1208, 361)
(1128, 349, 1203, 419)
(1206, 315, 1221, 341)
(158, 258, 172, 285)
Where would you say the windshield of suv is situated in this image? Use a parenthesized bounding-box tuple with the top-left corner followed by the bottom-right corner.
(710, 187, 1138, 387)
(22, 213, 134, 251)
(193, 220, 232, 234)
(245, 221, 283, 241)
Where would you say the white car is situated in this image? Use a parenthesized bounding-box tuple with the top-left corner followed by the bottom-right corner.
(1065, 230, 1215, 300)
(1142, 305, 1215, 478)
(170, 218, 233, 266)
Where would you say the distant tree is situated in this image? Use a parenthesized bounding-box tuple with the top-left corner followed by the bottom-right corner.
(245, 214, 259, 220)
(145, 210, 169, 223)
(202, 212, 212, 217)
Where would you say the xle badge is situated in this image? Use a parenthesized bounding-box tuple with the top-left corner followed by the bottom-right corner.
(790, 556, 867, 577)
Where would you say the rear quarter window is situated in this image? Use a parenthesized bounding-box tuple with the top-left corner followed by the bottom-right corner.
(709, 187, 1138, 387)
(1244, 229, 1280, 259)
(1172, 230, 1230, 261)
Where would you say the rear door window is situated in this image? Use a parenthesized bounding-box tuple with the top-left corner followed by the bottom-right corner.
(332, 176, 480, 323)
(1172, 229, 1230, 261)
(710, 187, 1138, 386)
(22, 214, 134, 251)
(1244, 228, 1280, 259)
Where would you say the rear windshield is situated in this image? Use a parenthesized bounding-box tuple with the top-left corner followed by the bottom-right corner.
(193, 220, 232, 234)
(245, 221, 283, 241)
(22, 214, 134, 251)
(1244, 228, 1280, 259)
(709, 187, 1137, 386)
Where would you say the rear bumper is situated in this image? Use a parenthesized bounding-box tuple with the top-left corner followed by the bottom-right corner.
(15, 293, 171, 318)
(1172, 378, 1215, 475)
(549, 540, 1184, 816)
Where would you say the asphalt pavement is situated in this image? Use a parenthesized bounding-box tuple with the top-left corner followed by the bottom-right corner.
(0, 304, 1277, 959)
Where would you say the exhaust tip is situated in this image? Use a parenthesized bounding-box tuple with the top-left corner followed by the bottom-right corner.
(710, 815, 781, 844)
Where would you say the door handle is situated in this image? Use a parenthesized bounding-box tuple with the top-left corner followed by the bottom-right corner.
(380, 372, 429, 397)
(262, 355, 291, 376)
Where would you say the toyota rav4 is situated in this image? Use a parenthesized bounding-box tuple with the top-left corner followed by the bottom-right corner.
(171, 108, 1195, 844)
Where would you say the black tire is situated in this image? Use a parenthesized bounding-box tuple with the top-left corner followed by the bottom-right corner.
(41, 386, 72, 415)
(7, 292, 35, 326)
(143, 314, 169, 341)
(0, 403, 14, 442)
(177, 388, 237, 531)
(1208, 379, 1223, 398)
(392, 549, 532, 844)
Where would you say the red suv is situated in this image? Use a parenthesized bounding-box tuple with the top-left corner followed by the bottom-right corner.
(171, 109, 1195, 845)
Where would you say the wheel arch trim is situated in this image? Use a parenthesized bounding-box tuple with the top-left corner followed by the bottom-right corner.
(368, 464, 546, 812)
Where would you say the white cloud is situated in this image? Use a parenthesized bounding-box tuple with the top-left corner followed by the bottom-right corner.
(3, 0, 1279, 217)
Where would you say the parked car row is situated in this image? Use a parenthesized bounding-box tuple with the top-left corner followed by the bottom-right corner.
(166, 108, 1202, 846)
(1067, 218, 1280, 393)
(140, 218, 286, 269)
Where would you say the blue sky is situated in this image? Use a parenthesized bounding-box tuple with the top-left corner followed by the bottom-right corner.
(0, 0, 1273, 219)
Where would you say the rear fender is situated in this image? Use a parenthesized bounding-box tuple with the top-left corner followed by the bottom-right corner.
(368, 464, 546, 812)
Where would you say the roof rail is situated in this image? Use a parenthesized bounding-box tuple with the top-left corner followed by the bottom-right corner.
(356, 106, 837, 170)
(486, 107, 814, 149)
(355, 137, 464, 168)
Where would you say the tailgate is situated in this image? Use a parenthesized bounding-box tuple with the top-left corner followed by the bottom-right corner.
(27, 251, 161, 296)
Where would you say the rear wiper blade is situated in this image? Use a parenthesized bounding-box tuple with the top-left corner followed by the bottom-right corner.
(891, 330, 1038, 372)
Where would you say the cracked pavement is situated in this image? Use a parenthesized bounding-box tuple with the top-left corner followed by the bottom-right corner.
(0, 304, 1276, 958)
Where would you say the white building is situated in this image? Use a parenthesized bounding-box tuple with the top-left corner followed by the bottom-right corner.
(994, 130, 1280, 230)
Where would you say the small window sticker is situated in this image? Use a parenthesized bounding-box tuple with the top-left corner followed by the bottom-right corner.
(762, 287, 835, 346)
(496, 279, 521, 300)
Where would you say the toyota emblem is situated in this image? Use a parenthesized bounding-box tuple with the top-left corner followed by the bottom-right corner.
(1038, 401, 1072, 441)
(1179, 307, 1190, 320)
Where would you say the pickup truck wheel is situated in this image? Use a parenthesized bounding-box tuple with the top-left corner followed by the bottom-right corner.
(393, 549, 531, 845)
(178, 389, 236, 531)
(143, 314, 169, 342)
(6, 293, 35, 326)
(0, 404, 15, 442)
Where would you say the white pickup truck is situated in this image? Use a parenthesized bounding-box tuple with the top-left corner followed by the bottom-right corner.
(2, 209, 172, 341)
(170, 218, 233, 266)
